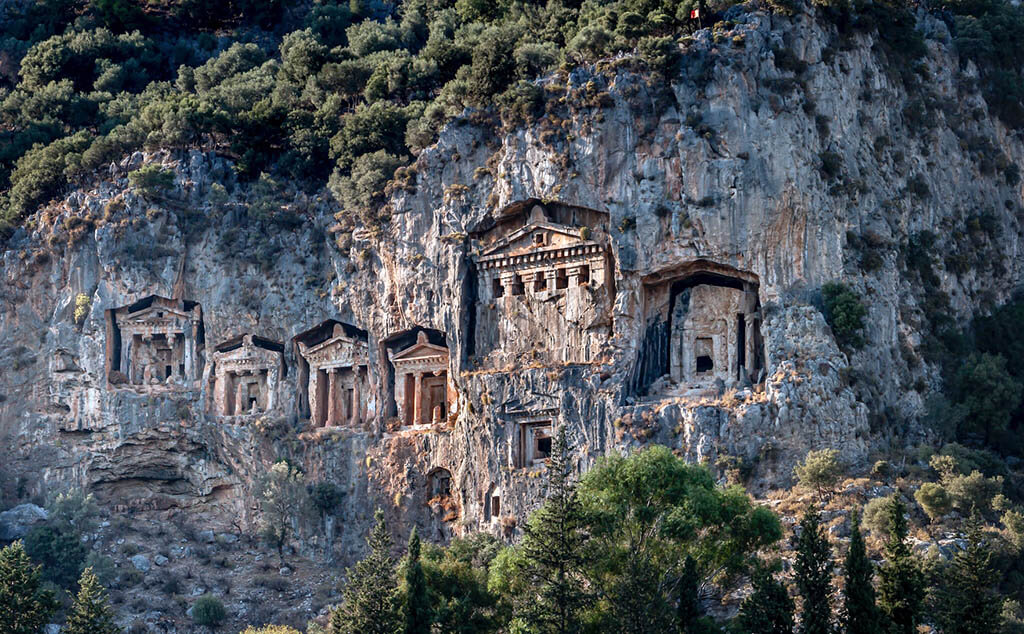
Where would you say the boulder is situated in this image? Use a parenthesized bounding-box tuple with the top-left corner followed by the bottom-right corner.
(0, 504, 48, 541)
(130, 554, 151, 572)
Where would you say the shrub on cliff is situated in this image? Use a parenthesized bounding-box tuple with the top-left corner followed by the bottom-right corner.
(821, 282, 867, 349)
(191, 593, 227, 627)
(794, 448, 842, 499)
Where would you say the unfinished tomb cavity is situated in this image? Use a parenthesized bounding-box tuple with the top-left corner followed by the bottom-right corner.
(294, 320, 370, 428)
(105, 295, 204, 389)
(469, 201, 614, 368)
(632, 262, 765, 396)
(209, 334, 285, 417)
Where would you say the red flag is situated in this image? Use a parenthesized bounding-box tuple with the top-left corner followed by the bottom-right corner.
(690, 8, 700, 18)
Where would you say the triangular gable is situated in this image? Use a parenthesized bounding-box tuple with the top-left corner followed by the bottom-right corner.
(480, 221, 589, 257)
(304, 334, 367, 357)
(391, 341, 449, 361)
(118, 305, 193, 324)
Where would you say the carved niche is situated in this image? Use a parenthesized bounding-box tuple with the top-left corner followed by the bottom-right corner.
(470, 201, 613, 368)
(631, 262, 765, 396)
(294, 321, 370, 428)
(106, 295, 203, 390)
(389, 332, 455, 427)
(210, 335, 284, 417)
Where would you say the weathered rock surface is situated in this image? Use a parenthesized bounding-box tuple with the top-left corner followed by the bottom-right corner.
(0, 6, 1022, 627)
(0, 504, 48, 541)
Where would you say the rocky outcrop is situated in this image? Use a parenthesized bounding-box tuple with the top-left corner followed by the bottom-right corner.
(0, 4, 1021, 584)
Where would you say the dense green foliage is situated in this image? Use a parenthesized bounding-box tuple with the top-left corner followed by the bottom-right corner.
(877, 496, 925, 634)
(0, 0, 700, 233)
(2, 0, 1022, 237)
(331, 509, 402, 634)
(0, 541, 58, 634)
(575, 446, 782, 632)
(794, 448, 842, 499)
(794, 508, 833, 634)
(841, 513, 880, 634)
(821, 282, 867, 349)
(933, 517, 1004, 634)
(191, 593, 227, 627)
(507, 426, 590, 633)
(737, 566, 794, 634)
(402, 529, 430, 634)
(64, 567, 121, 634)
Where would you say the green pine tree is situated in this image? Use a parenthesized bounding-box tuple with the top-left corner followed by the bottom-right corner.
(877, 496, 924, 634)
(64, 567, 121, 634)
(402, 528, 430, 634)
(331, 509, 401, 634)
(677, 556, 699, 633)
(738, 566, 795, 634)
(794, 507, 833, 634)
(935, 515, 1003, 634)
(515, 425, 591, 634)
(842, 512, 880, 634)
(0, 540, 58, 634)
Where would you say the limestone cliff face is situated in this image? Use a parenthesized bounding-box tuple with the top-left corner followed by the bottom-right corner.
(1, 5, 1022, 571)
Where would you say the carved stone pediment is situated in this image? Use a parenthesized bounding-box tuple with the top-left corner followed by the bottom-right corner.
(390, 332, 449, 371)
(116, 305, 196, 333)
(213, 335, 282, 374)
(299, 335, 368, 370)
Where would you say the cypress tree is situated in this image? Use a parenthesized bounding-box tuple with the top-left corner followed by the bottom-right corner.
(842, 512, 879, 634)
(331, 509, 401, 634)
(738, 567, 795, 634)
(677, 556, 699, 633)
(403, 528, 430, 634)
(0, 540, 58, 634)
(794, 507, 833, 634)
(64, 567, 121, 634)
(935, 515, 1003, 634)
(877, 496, 924, 634)
(515, 425, 590, 634)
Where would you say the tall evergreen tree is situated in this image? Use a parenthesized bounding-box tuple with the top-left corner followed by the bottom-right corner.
(794, 507, 833, 634)
(877, 496, 924, 634)
(403, 528, 431, 634)
(677, 556, 699, 633)
(935, 515, 1003, 634)
(0, 540, 57, 634)
(738, 567, 795, 634)
(515, 425, 591, 634)
(331, 509, 401, 634)
(64, 567, 121, 634)
(842, 512, 879, 634)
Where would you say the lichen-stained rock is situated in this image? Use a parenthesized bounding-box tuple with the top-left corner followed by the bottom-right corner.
(0, 7, 1022, 574)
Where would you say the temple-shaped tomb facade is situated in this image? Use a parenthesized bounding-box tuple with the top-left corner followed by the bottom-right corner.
(470, 201, 613, 367)
(295, 321, 370, 428)
(106, 296, 203, 389)
(210, 335, 284, 417)
(389, 331, 454, 427)
(631, 262, 765, 396)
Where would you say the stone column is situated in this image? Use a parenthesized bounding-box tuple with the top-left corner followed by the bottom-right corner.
(350, 368, 361, 425)
(326, 368, 338, 426)
(308, 366, 322, 426)
(234, 374, 246, 415)
(500, 272, 519, 297)
(544, 270, 558, 292)
(566, 265, 584, 287)
(521, 271, 541, 294)
(413, 372, 423, 425)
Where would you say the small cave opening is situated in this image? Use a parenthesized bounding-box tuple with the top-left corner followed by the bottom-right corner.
(696, 355, 714, 373)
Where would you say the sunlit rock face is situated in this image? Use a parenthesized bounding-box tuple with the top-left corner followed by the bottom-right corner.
(1, 6, 1022, 571)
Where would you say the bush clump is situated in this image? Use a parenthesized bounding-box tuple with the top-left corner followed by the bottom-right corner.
(821, 282, 868, 348)
(191, 594, 226, 627)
